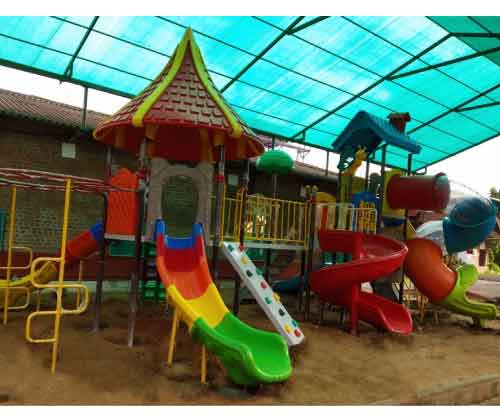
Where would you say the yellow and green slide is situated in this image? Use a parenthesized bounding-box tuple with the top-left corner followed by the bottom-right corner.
(155, 222, 292, 386)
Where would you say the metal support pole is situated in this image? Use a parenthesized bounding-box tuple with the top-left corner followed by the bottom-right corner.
(325, 151, 329, 177)
(92, 192, 108, 332)
(128, 140, 148, 347)
(211, 145, 226, 286)
(304, 186, 318, 321)
(82, 87, 88, 130)
(364, 157, 370, 191)
(337, 170, 343, 202)
(377, 145, 387, 231)
(399, 153, 413, 304)
(105, 146, 112, 179)
(233, 160, 250, 315)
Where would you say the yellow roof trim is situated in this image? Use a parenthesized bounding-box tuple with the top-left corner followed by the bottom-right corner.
(131, 29, 191, 128)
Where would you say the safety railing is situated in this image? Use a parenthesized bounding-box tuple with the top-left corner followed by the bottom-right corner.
(317, 202, 378, 234)
(218, 190, 310, 247)
(0, 184, 35, 324)
(24, 178, 90, 374)
(1, 246, 34, 322)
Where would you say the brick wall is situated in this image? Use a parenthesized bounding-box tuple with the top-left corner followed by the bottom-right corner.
(0, 116, 137, 253)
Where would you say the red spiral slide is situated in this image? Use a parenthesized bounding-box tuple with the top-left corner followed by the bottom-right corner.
(309, 230, 412, 334)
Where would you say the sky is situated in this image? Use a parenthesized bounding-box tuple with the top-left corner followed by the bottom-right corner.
(0, 65, 498, 197)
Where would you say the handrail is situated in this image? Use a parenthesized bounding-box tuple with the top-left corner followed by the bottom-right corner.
(0, 246, 33, 271)
(24, 179, 90, 374)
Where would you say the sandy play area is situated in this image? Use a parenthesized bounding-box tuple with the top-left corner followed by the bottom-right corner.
(1, 291, 500, 405)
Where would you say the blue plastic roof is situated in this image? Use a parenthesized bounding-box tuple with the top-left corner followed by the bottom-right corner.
(0, 16, 498, 170)
(332, 111, 421, 166)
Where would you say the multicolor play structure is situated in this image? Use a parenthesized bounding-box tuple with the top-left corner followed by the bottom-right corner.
(0, 26, 498, 387)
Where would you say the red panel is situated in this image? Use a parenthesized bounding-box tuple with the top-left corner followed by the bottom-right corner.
(65, 230, 99, 265)
(156, 234, 211, 300)
(387, 173, 450, 211)
(106, 168, 139, 236)
(310, 230, 411, 334)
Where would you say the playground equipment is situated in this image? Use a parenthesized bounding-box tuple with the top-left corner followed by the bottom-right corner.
(393, 177, 498, 324)
(221, 241, 304, 346)
(310, 230, 412, 334)
(92, 28, 298, 385)
(156, 222, 292, 386)
(0, 168, 123, 373)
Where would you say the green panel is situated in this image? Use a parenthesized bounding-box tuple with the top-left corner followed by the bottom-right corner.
(398, 70, 478, 109)
(313, 114, 350, 135)
(304, 129, 335, 148)
(430, 113, 496, 141)
(416, 37, 476, 65)
(336, 98, 392, 120)
(429, 16, 485, 34)
(412, 126, 470, 154)
(362, 81, 447, 122)
(256, 16, 299, 30)
(224, 81, 326, 126)
(239, 60, 353, 110)
(472, 17, 500, 33)
(461, 107, 500, 132)
(371, 146, 426, 169)
(436, 56, 500, 92)
(347, 16, 447, 54)
(59, 16, 97, 27)
(210, 72, 232, 90)
(191, 314, 292, 386)
(0, 35, 71, 75)
(166, 16, 282, 55)
(298, 17, 412, 74)
(265, 36, 380, 94)
(234, 106, 304, 138)
(79, 31, 168, 81)
(72, 59, 149, 95)
(441, 264, 497, 320)
(95, 16, 184, 56)
(0, 15, 498, 170)
(0, 16, 86, 54)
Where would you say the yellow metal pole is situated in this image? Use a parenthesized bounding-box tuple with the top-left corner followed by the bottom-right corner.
(76, 260, 84, 308)
(167, 308, 179, 365)
(3, 186, 17, 325)
(201, 345, 207, 384)
(50, 178, 71, 374)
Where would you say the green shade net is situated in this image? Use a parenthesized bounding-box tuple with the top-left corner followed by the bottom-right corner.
(0, 15, 498, 170)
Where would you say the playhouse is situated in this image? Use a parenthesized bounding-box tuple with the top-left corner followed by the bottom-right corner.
(0, 15, 499, 405)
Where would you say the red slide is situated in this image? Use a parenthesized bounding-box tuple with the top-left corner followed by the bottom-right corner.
(310, 230, 412, 335)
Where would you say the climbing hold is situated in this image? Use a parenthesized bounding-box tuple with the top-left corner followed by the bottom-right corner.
(228, 244, 234, 252)
(241, 256, 249, 265)
(260, 281, 267, 289)
(265, 297, 272, 304)
(292, 319, 298, 327)
(246, 270, 253, 277)
(273, 292, 281, 302)
(284, 324, 292, 333)
(294, 329, 301, 337)
(278, 309, 285, 316)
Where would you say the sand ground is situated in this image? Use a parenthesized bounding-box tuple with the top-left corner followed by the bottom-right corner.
(1, 292, 500, 405)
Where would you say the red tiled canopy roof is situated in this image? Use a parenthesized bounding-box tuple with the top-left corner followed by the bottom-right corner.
(94, 28, 264, 162)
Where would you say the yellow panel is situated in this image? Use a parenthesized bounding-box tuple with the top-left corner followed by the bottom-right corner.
(166, 285, 199, 329)
(187, 284, 229, 328)
(382, 169, 405, 220)
(166, 284, 229, 330)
